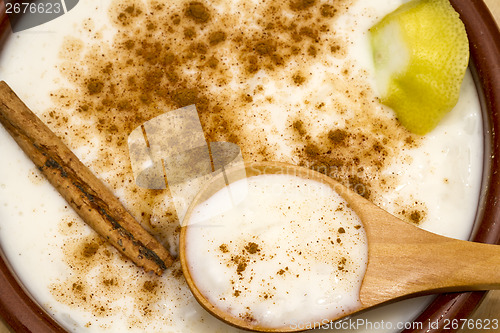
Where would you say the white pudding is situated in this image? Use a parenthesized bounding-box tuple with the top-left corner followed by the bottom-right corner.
(185, 173, 368, 328)
(0, 0, 483, 332)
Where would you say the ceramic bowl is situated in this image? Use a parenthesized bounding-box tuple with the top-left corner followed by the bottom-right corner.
(0, 0, 499, 332)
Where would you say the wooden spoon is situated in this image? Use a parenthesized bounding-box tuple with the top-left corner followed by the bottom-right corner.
(179, 161, 500, 332)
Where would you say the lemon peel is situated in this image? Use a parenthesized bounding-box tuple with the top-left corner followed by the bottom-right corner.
(370, 0, 469, 135)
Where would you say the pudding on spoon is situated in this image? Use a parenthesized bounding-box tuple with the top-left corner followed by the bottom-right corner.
(182, 163, 368, 329)
(180, 162, 500, 332)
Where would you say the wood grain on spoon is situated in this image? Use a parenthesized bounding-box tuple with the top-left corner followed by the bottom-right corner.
(0, 81, 174, 275)
(180, 162, 500, 332)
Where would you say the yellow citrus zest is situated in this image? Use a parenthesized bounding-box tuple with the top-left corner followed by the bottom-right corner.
(370, 0, 469, 135)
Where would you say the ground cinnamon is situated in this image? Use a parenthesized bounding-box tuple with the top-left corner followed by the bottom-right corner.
(0, 81, 173, 275)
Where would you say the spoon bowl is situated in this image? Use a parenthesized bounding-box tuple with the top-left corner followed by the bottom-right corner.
(180, 161, 500, 332)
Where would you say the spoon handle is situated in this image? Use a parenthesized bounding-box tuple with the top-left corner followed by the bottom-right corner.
(356, 200, 500, 308)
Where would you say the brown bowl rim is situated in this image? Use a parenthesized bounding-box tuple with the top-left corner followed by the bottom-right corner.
(0, 0, 499, 332)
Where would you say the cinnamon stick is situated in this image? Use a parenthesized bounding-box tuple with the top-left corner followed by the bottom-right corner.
(0, 81, 174, 275)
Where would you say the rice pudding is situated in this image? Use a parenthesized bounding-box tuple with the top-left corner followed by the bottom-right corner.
(184, 173, 368, 328)
(0, 0, 483, 332)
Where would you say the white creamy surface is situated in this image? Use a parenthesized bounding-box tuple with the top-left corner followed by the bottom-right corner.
(0, 0, 484, 332)
(185, 174, 368, 328)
